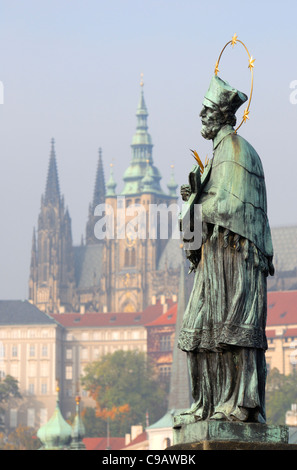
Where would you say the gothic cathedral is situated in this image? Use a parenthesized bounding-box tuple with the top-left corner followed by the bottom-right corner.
(29, 83, 183, 314)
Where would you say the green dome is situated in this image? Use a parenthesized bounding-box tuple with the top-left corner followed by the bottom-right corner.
(70, 396, 86, 450)
(37, 389, 72, 450)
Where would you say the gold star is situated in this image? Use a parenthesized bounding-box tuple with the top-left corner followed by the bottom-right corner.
(214, 60, 219, 76)
(231, 33, 238, 47)
(243, 108, 250, 122)
(248, 56, 255, 70)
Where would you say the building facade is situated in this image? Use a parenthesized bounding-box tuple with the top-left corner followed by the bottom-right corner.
(28, 83, 182, 315)
(0, 298, 174, 431)
(0, 301, 63, 431)
(266, 290, 297, 375)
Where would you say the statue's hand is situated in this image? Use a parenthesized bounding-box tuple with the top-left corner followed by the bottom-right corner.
(180, 184, 191, 201)
(185, 249, 201, 273)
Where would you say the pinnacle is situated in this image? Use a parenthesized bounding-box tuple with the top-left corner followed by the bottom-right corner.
(92, 147, 106, 208)
(44, 138, 61, 205)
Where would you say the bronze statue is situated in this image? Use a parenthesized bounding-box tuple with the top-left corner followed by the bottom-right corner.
(178, 73, 274, 423)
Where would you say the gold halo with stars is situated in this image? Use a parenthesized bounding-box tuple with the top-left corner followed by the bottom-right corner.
(214, 33, 255, 133)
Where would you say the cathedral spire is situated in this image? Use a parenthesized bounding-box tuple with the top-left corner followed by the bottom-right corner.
(30, 227, 37, 270)
(92, 147, 106, 209)
(29, 227, 38, 300)
(86, 148, 107, 244)
(131, 76, 153, 164)
(121, 77, 165, 196)
(44, 138, 60, 205)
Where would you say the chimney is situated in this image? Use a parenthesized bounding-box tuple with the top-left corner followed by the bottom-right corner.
(131, 425, 143, 441)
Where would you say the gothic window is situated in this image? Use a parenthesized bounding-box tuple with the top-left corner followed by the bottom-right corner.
(131, 248, 136, 266)
(125, 248, 130, 267)
(42, 238, 49, 263)
(125, 248, 136, 267)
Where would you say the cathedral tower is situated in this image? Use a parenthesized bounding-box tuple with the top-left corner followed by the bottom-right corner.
(29, 139, 75, 313)
(85, 147, 106, 244)
(103, 79, 179, 312)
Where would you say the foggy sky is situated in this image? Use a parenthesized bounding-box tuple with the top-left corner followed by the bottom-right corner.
(0, 0, 296, 299)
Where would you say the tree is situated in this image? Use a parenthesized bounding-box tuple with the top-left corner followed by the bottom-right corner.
(0, 375, 21, 427)
(80, 407, 106, 437)
(81, 350, 168, 436)
(266, 368, 297, 425)
(0, 425, 40, 450)
(0, 375, 21, 404)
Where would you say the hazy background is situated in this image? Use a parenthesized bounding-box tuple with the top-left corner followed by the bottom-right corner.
(0, 0, 296, 299)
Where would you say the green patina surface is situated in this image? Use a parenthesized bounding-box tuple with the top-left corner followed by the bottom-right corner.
(172, 418, 289, 446)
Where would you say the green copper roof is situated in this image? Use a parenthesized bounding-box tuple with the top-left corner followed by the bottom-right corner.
(106, 163, 117, 197)
(70, 396, 86, 450)
(121, 84, 167, 196)
(37, 389, 72, 450)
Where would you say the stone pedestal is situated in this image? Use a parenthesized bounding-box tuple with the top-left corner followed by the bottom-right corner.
(168, 415, 297, 450)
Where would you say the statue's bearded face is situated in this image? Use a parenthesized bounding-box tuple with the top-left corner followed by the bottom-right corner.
(199, 105, 222, 140)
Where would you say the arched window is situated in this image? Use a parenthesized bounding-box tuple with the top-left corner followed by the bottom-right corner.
(131, 248, 136, 266)
(125, 249, 130, 266)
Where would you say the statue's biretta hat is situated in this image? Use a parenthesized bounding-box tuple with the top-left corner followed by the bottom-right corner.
(203, 75, 247, 113)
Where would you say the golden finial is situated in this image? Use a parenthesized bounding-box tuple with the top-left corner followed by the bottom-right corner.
(231, 33, 238, 47)
(75, 395, 81, 405)
(214, 60, 219, 76)
(243, 108, 250, 122)
(248, 56, 255, 70)
(140, 72, 144, 87)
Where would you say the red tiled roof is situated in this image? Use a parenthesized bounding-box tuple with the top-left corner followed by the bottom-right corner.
(284, 328, 297, 338)
(50, 302, 166, 328)
(83, 437, 125, 450)
(267, 291, 297, 326)
(145, 303, 177, 327)
(266, 329, 276, 338)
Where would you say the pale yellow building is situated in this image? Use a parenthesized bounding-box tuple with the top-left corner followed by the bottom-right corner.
(51, 304, 166, 418)
(0, 299, 169, 431)
(0, 300, 63, 431)
(266, 290, 297, 375)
